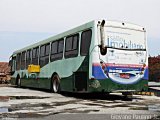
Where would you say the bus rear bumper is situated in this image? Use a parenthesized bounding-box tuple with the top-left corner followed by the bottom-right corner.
(88, 79, 148, 93)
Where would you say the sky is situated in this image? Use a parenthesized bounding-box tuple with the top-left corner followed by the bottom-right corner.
(0, 0, 160, 61)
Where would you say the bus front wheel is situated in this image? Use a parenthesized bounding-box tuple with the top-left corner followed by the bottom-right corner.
(51, 74, 61, 93)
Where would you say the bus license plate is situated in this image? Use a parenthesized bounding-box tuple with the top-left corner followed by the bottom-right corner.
(120, 74, 130, 79)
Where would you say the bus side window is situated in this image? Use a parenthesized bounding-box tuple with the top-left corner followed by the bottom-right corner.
(21, 51, 26, 70)
(32, 47, 39, 65)
(26, 49, 32, 68)
(40, 43, 50, 67)
(16, 53, 21, 70)
(65, 34, 79, 58)
(46, 43, 50, 56)
(9, 56, 16, 75)
(80, 29, 92, 56)
(51, 39, 64, 61)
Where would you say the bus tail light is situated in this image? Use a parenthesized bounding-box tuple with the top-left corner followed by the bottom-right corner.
(100, 61, 106, 70)
(90, 76, 95, 80)
(140, 64, 146, 74)
(141, 67, 145, 71)
(144, 84, 148, 87)
(143, 64, 146, 68)
(102, 64, 105, 70)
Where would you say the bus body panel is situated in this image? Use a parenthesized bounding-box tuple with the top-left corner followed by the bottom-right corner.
(89, 20, 148, 92)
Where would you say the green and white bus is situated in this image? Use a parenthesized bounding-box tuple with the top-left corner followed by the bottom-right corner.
(9, 20, 148, 94)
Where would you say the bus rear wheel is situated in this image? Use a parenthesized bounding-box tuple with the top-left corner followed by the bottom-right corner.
(51, 74, 61, 93)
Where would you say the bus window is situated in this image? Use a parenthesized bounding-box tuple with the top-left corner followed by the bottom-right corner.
(73, 35, 78, 50)
(21, 51, 26, 70)
(16, 53, 21, 70)
(32, 47, 39, 65)
(10, 56, 16, 75)
(51, 39, 64, 61)
(58, 39, 64, 53)
(80, 29, 92, 56)
(40, 43, 50, 67)
(51, 41, 58, 54)
(40, 45, 45, 57)
(65, 34, 79, 58)
(65, 37, 72, 51)
(26, 49, 31, 68)
(46, 44, 50, 56)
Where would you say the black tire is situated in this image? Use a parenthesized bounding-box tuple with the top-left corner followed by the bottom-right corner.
(51, 74, 61, 93)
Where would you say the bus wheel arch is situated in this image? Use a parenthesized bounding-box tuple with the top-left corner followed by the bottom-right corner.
(16, 74, 21, 87)
(51, 73, 61, 93)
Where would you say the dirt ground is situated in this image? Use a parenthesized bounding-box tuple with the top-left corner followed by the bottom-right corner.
(0, 85, 160, 120)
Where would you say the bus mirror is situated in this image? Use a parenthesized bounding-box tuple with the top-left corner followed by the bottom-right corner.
(99, 45, 107, 55)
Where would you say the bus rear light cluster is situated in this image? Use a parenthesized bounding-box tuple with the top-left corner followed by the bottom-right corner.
(141, 64, 146, 73)
(101, 64, 106, 70)
(143, 64, 146, 68)
(140, 64, 146, 74)
(100, 61, 106, 70)
(141, 67, 145, 71)
(90, 77, 95, 80)
(144, 84, 148, 87)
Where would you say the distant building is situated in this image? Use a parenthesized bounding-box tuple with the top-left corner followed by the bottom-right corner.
(0, 62, 10, 83)
(149, 56, 160, 82)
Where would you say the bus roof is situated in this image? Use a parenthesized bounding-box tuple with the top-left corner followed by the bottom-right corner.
(12, 19, 145, 55)
(105, 20, 145, 31)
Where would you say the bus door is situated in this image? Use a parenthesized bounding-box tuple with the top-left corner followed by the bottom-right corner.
(74, 72, 87, 92)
